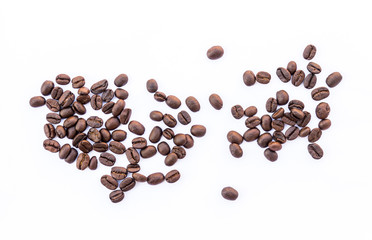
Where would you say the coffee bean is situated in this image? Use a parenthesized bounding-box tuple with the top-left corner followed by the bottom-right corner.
(93, 142, 108, 152)
(177, 110, 192, 125)
(114, 88, 129, 100)
(125, 147, 140, 164)
(185, 96, 201, 112)
(308, 143, 323, 159)
(66, 127, 77, 139)
(59, 144, 71, 159)
(87, 116, 103, 128)
(230, 143, 243, 158)
(165, 170, 180, 183)
(276, 67, 291, 82)
(221, 187, 238, 201)
(132, 137, 147, 149)
(273, 131, 286, 144)
(245, 116, 261, 128)
(91, 79, 108, 94)
(190, 125, 206, 137)
(127, 164, 140, 173)
(243, 128, 260, 142)
(308, 128, 322, 142)
(272, 108, 284, 119)
(165, 95, 181, 109)
(78, 140, 92, 153)
(244, 106, 257, 117)
(119, 108, 132, 125)
(132, 173, 147, 182)
(72, 133, 87, 147)
(312, 87, 330, 101)
(146, 79, 158, 93)
(285, 126, 300, 140)
(101, 175, 118, 190)
(257, 133, 272, 148)
(43, 139, 60, 153)
(268, 141, 282, 151)
(29, 96, 46, 107)
(41, 80, 54, 96)
(261, 114, 272, 131)
(307, 62, 322, 74)
(172, 146, 186, 159)
(99, 152, 116, 166)
(150, 111, 163, 121)
(56, 74, 70, 85)
(231, 105, 244, 119)
(243, 70, 256, 86)
(102, 89, 114, 102)
(46, 113, 61, 124)
(271, 119, 284, 131)
(128, 120, 145, 135)
(288, 100, 305, 110)
(105, 117, 120, 130)
(109, 190, 124, 203)
(63, 116, 78, 128)
(264, 148, 278, 162)
(71, 76, 85, 88)
(287, 61, 297, 75)
(59, 107, 74, 118)
(112, 130, 127, 141)
(227, 131, 243, 144)
(90, 94, 103, 110)
(297, 111, 311, 127)
(209, 93, 223, 110)
(266, 97, 277, 113)
(140, 145, 157, 158)
(154, 91, 167, 102)
(78, 87, 90, 95)
(111, 166, 127, 180)
(256, 71, 271, 84)
(163, 113, 177, 128)
(46, 99, 60, 112)
(303, 73, 317, 89)
(114, 74, 128, 87)
(303, 44, 317, 60)
(76, 95, 90, 106)
(184, 134, 194, 149)
(59, 90, 75, 109)
(44, 124, 56, 139)
(326, 72, 343, 88)
(76, 153, 90, 170)
(51, 87, 63, 100)
(89, 156, 98, 170)
(56, 125, 66, 138)
(292, 70, 305, 86)
(65, 148, 78, 163)
(276, 90, 289, 105)
(165, 152, 179, 166)
(207, 46, 224, 60)
(319, 119, 331, 130)
(112, 99, 125, 117)
(109, 141, 126, 154)
(299, 127, 311, 137)
(173, 134, 187, 146)
(290, 108, 305, 120)
(119, 177, 136, 191)
(149, 126, 162, 143)
(282, 112, 297, 126)
(101, 100, 114, 115)
(147, 172, 165, 185)
(75, 118, 87, 133)
(316, 102, 330, 119)
(163, 128, 175, 140)
(157, 141, 170, 156)
(72, 101, 86, 115)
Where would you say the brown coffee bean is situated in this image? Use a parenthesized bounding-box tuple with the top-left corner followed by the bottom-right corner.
(29, 96, 46, 107)
(245, 116, 261, 128)
(41, 80, 54, 96)
(268, 142, 282, 151)
(266, 97, 277, 113)
(190, 125, 206, 137)
(56, 74, 70, 85)
(112, 99, 125, 117)
(165, 170, 180, 183)
(59, 90, 75, 109)
(91, 79, 108, 94)
(114, 88, 129, 100)
(119, 108, 132, 125)
(44, 124, 56, 139)
(272, 108, 284, 119)
(209, 93, 223, 110)
(221, 187, 238, 201)
(101, 175, 118, 190)
(90, 94, 103, 110)
(114, 74, 128, 87)
(185, 96, 200, 112)
(111, 166, 127, 180)
(75, 118, 87, 132)
(128, 120, 145, 135)
(163, 113, 177, 128)
(319, 119, 331, 130)
(290, 108, 305, 120)
(299, 127, 311, 137)
(46, 113, 61, 124)
(76, 153, 90, 170)
(93, 142, 108, 152)
(173, 134, 187, 146)
(63, 116, 78, 128)
(51, 87, 63, 100)
(78, 140, 92, 153)
(316, 102, 330, 119)
(87, 116, 103, 128)
(166, 95, 181, 109)
(149, 126, 162, 143)
(256, 71, 271, 84)
(172, 146, 186, 159)
(125, 147, 140, 164)
(273, 131, 286, 144)
(87, 128, 101, 143)
(112, 130, 127, 142)
(292, 70, 305, 86)
(157, 141, 170, 156)
(163, 128, 175, 140)
(43, 139, 60, 152)
(231, 105, 244, 119)
(276, 67, 291, 82)
(59, 107, 74, 118)
(72, 133, 87, 147)
(102, 89, 114, 102)
(71, 76, 85, 88)
(72, 101, 86, 115)
(132, 137, 147, 149)
(287, 61, 297, 75)
(243, 128, 260, 142)
(46, 99, 60, 112)
(288, 100, 305, 110)
(303, 44, 317, 60)
(99, 152, 116, 166)
(109, 190, 124, 203)
(308, 128, 322, 143)
(89, 156, 98, 170)
(276, 90, 289, 105)
(207, 45, 224, 60)
(78, 87, 90, 95)
(165, 152, 179, 166)
(297, 111, 311, 127)
(271, 120, 284, 131)
(105, 117, 120, 130)
(243, 70, 256, 86)
(308, 143, 323, 159)
(59, 144, 71, 159)
(257, 133, 272, 148)
(119, 177, 136, 191)
(154, 91, 167, 102)
(150, 111, 163, 121)
(184, 134, 194, 149)
(282, 112, 297, 126)
(177, 110, 191, 125)
(140, 145, 157, 158)
(147, 172, 165, 185)
(311, 87, 330, 101)
(146, 79, 158, 93)
(100, 128, 111, 142)
(127, 164, 140, 173)
(326, 72, 343, 88)
(264, 148, 278, 162)
(109, 141, 126, 154)
(227, 131, 243, 144)
(132, 173, 147, 182)
(244, 106, 257, 117)
(307, 63, 321, 75)
(285, 126, 300, 140)
(65, 148, 78, 164)
(261, 114, 272, 131)
(304, 73, 317, 89)
(66, 127, 77, 139)
(229, 143, 243, 158)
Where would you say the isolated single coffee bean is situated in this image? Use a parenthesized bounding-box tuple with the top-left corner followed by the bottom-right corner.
(128, 120, 145, 135)
(72, 101, 86, 115)
(154, 91, 167, 102)
(287, 61, 297, 75)
(76, 153, 90, 170)
(276, 67, 291, 82)
(100, 128, 111, 142)
(163, 128, 175, 140)
(132, 137, 147, 149)
(99, 152, 116, 166)
(308, 128, 322, 143)
(41, 80, 54, 96)
(125, 147, 140, 164)
(268, 142, 282, 151)
(299, 127, 311, 137)
(65, 148, 78, 164)
(51, 87, 63, 100)
(59, 90, 75, 109)
(307, 62, 322, 74)
(256, 71, 271, 84)
(285, 126, 300, 140)
(114, 88, 129, 100)
(311, 87, 330, 101)
(292, 70, 305, 86)
(304, 73, 317, 89)
(243, 70, 256, 86)
(261, 114, 272, 131)
(93, 142, 108, 152)
(221, 187, 238, 201)
(71, 76, 85, 88)
(184, 134, 194, 149)
(109, 190, 124, 203)
(266, 97, 277, 113)
(316, 102, 330, 119)
(114, 74, 128, 87)
(303, 44, 317, 60)
(46, 113, 61, 124)
(87, 116, 103, 128)
(207, 45, 224, 60)
(150, 110, 163, 121)
(326, 72, 343, 88)
(163, 114, 177, 128)
(127, 164, 140, 173)
(89, 156, 98, 170)
(87, 128, 101, 143)
(56, 74, 70, 85)
(166, 95, 181, 109)
(44, 124, 56, 139)
(185, 96, 201, 112)
(119, 108, 132, 125)
(119, 177, 136, 192)
(102, 101, 114, 114)
(231, 105, 244, 119)
(276, 90, 289, 105)
(308, 143, 323, 159)
(244, 106, 257, 117)
(272, 108, 284, 119)
(273, 131, 286, 144)
(132, 173, 147, 182)
(227, 131, 243, 144)
(78, 140, 93, 153)
(173, 134, 187, 146)
(43, 139, 60, 153)
(59, 144, 71, 159)
(112, 130, 127, 141)
(157, 141, 171, 156)
(140, 145, 157, 158)
(257, 133, 272, 148)
(59, 107, 74, 118)
(63, 116, 78, 128)
(243, 128, 260, 142)
(112, 99, 125, 117)
(90, 94, 103, 110)
(177, 110, 191, 125)
(209, 93, 223, 110)
(190, 125, 206, 137)
(271, 120, 284, 131)
(101, 175, 118, 190)
(229, 143, 243, 158)
(147, 172, 165, 185)
(56, 125, 66, 138)
(165, 170, 181, 183)
(91, 79, 108, 94)
(146, 79, 158, 93)
(105, 117, 120, 130)
(101, 89, 114, 102)
(245, 116, 260, 128)
(165, 152, 179, 166)
(29, 96, 46, 107)
(66, 127, 77, 139)
(149, 126, 162, 143)
(46, 99, 60, 112)
(319, 119, 331, 130)
(111, 166, 127, 180)
(109, 141, 126, 154)
(264, 148, 278, 162)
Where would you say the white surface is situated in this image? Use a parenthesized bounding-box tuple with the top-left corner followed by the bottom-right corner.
(1, 0, 372, 239)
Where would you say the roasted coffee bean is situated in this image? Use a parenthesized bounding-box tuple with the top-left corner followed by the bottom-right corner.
(273, 131, 286, 144)
(109, 190, 124, 203)
(91, 79, 108, 94)
(308, 128, 322, 142)
(59, 144, 71, 159)
(163, 128, 175, 140)
(114, 88, 128, 100)
(316, 102, 330, 119)
(146, 79, 158, 93)
(303, 73, 317, 89)
(147, 172, 165, 185)
(51, 87, 63, 100)
(71, 76, 85, 88)
(93, 142, 108, 152)
(326, 72, 343, 88)
(89, 156, 98, 170)
(276, 90, 289, 105)
(311, 87, 330, 101)
(101, 175, 118, 190)
(162, 113, 177, 128)
(88, 128, 101, 143)
(56, 74, 70, 85)
(90, 94, 103, 110)
(221, 187, 238, 200)
(41, 80, 54, 96)
(285, 126, 300, 140)
(114, 74, 128, 87)
(299, 127, 311, 137)
(66, 127, 77, 139)
(290, 108, 305, 120)
(230, 143, 243, 158)
(78, 87, 90, 95)
(150, 111, 163, 121)
(231, 105, 244, 119)
(127, 164, 140, 173)
(100, 128, 111, 142)
(65, 148, 78, 163)
(292, 70, 305, 86)
(185, 96, 200, 112)
(125, 147, 140, 164)
(272, 108, 284, 119)
(149, 126, 162, 143)
(245, 116, 261, 128)
(264, 148, 278, 162)
(256, 71, 271, 84)
(268, 141, 282, 151)
(190, 125, 206, 137)
(111, 166, 127, 180)
(119, 177, 136, 191)
(287, 61, 297, 75)
(87, 116, 103, 128)
(43, 139, 60, 153)
(282, 112, 296, 126)
(177, 110, 192, 125)
(319, 119, 331, 130)
(99, 152, 116, 166)
(105, 117, 120, 130)
(154, 91, 167, 102)
(166, 95, 181, 109)
(276, 67, 291, 82)
(56, 125, 66, 138)
(288, 100, 305, 110)
(59, 90, 75, 109)
(102, 89, 114, 102)
(63, 115, 78, 128)
(119, 108, 132, 125)
(173, 134, 187, 146)
(59, 107, 74, 118)
(109, 141, 126, 154)
(132, 137, 147, 149)
(271, 120, 284, 131)
(308, 143, 323, 159)
(307, 62, 322, 75)
(184, 134, 194, 149)
(244, 106, 257, 117)
(209, 93, 223, 110)
(132, 173, 147, 182)
(78, 140, 93, 153)
(76, 153, 90, 170)
(165, 152, 179, 166)
(303, 44, 317, 60)
(157, 141, 170, 156)
(227, 131, 243, 144)
(243, 128, 260, 142)
(46, 113, 61, 124)
(140, 145, 157, 158)
(101, 100, 115, 115)
(261, 114, 272, 131)
(46, 99, 60, 112)
(72, 101, 86, 115)
(172, 146, 186, 159)
(266, 97, 277, 113)
(29, 96, 46, 107)
(112, 99, 125, 117)
(112, 130, 127, 141)
(297, 111, 311, 127)
(243, 70, 256, 86)
(165, 170, 181, 183)
(207, 45, 224, 60)
(44, 124, 56, 139)
(257, 133, 272, 148)
(128, 120, 145, 135)
(72, 133, 87, 147)
(75, 118, 87, 132)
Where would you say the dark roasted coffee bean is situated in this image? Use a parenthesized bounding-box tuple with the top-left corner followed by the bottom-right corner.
(243, 128, 260, 142)
(297, 111, 311, 127)
(76, 153, 90, 170)
(90, 94, 103, 110)
(316, 102, 330, 119)
(306, 64, 321, 77)
(163, 114, 177, 128)
(56, 74, 70, 85)
(157, 141, 170, 156)
(288, 100, 305, 110)
(100, 128, 111, 142)
(46, 99, 60, 112)
(105, 117, 120, 130)
(319, 119, 331, 130)
(128, 120, 145, 135)
(308, 128, 322, 142)
(276, 67, 291, 82)
(43, 139, 60, 153)
(115, 88, 128, 100)
(65, 148, 78, 163)
(91, 79, 108, 94)
(311, 87, 330, 101)
(93, 142, 108, 152)
(257, 133, 272, 148)
(89, 156, 98, 170)
(244, 106, 257, 117)
(177, 110, 192, 125)
(149, 126, 162, 143)
(271, 120, 284, 131)
(147, 172, 165, 185)
(140, 145, 157, 158)
(304, 73, 317, 89)
(56, 125, 66, 138)
(231, 105, 244, 119)
(78, 87, 90, 95)
(287, 61, 297, 75)
(66, 127, 77, 139)
(272, 108, 284, 119)
(276, 90, 289, 105)
(59, 144, 71, 159)
(326, 72, 343, 88)
(245, 116, 261, 128)
(87, 116, 103, 128)
(209, 93, 223, 110)
(303, 44, 317, 60)
(150, 110, 163, 121)
(109, 141, 126, 154)
(114, 74, 128, 87)
(72, 101, 86, 115)
(132, 137, 147, 149)
(154, 91, 167, 102)
(184, 134, 194, 149)
(75, 118, 87, 132)
(299, 127, 311, 137)
(112, 130, 127, 141)
(78, 140, 92, 153)
(51, 87, 63, 100)
(185, 96, 200, 112)
(119, 177, 136, 191)
(132, 173, 147, 182)
(99, 152, 116, 166)
(285, 126, 300, 140)
(165, 170, 181, 183)
(63, 115, 78, 128)
(243, 70, 256, 86)
(266, 97, 277, 113)
(72, 132, 87, 147)
(59, 107, 74, 118)
(256, 71, 271, 84)
(125, 147, 140, 164)
(146, 79, 158, 93)
(59, 90, 75, 109)
(173, 134, 187, 146)
(230, 143, 243, 158)
(101, 175, 118, 190)
(41, 80, 54, 96)
(112, 99, 125, 117)
(308, 143, 323, 159)
(273, 131, 286, 144)
(165, 152, 179, 166)
(111, 166, 127, 180)
(44, 124, 56, 139)
(292, 70, 305, 86)
(282, 112, 296, 126)
(88, 128, 101, 143)
(163, 128, 175, 140)
(268, 141, 282, 151)
(261, 114, 272, 131)
(172, 146, 186, 159)
(127, 164, 140, 173)
(190, 125, 206, 137)
(71, 76, 85, 88)
(119, 108, 132, 125)
(207, 45, 224, 59)
(46, 113, 61, 124)
(290, 108, 305, 120)
(101, 89, 114, 102)
(221, 187, 238, 200)
(227, 131, 243, 144)
(166, 95, 181, 109)
(29, 96, 46, 107)
(264, 148, 278, 162)
(109, 190, 124, 203)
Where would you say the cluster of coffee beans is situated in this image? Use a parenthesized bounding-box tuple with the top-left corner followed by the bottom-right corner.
(30, 75, 206, 203)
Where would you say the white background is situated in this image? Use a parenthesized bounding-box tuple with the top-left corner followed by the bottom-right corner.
(1, 0, 372, 239)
